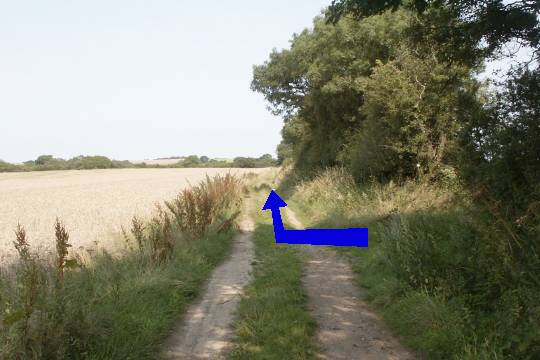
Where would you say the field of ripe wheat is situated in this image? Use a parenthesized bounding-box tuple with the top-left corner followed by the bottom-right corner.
(0, 168, 264, 263)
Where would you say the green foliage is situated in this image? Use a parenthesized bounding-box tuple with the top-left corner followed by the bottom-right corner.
(344, 49, 472, 180)
(276, 116, 308, 165)
(68, 155, 113, 170)
(328, 1, 540, 66)
(461, 67, 540, 218)
(253, 9, 475, 178)
(181, 155, 202, 167)
(199, 155, 209, 163)
(0, 155, 129, 172)
(253, 11, 411, 170)
(232, 154, 278, 168)
(0, 160, 19, 172)
(321, 0, 540, 223)
(35, 155, 54, 165)
(0, 154, 278, 173)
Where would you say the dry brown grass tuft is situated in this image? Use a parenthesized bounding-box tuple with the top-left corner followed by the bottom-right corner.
(165, 174, 243, 239)
(54, 219, 71, 281)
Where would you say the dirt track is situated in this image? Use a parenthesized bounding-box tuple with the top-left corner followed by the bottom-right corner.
(162, 216, 254, 359)
(161, 196, 413, 359)
(284, 207, 414, 360)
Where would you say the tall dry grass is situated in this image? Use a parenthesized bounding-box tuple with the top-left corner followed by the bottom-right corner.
(292, 167, 455, 227)
(165, 174, 242, 238)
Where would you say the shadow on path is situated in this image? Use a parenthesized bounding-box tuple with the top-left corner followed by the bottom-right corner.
(285, 207, 414, 360)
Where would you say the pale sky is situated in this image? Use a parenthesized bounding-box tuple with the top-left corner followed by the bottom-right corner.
(1, 1, 530, 163)
(0, 0, 329, 162)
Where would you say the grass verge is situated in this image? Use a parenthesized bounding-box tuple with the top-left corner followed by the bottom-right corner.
(284, 167, 540, 360)
(79, 230, 233, 359)
(1, 174, 242, 359)
(229, 191, 317, 359)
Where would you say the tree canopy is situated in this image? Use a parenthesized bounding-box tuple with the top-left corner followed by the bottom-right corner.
(253, 9, 477, 179)
(328, 0, 540, 65)
(255, 1, 539, 212)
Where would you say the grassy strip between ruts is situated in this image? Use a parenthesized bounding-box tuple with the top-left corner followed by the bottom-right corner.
(229, 192, 317, 359)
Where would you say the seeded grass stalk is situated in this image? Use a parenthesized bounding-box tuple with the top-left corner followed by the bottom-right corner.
(0, 173, 244, 359)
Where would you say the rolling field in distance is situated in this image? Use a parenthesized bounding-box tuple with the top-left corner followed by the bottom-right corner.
(0, 168, 265, 263)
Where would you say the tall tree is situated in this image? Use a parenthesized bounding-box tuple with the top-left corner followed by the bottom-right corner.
(253, 11, 410, 170)
(254, 9, 476, 179)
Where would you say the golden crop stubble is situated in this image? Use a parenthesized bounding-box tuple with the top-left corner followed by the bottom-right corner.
(0, 168, 266, 263)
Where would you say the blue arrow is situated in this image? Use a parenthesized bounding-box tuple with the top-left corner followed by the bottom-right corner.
(262, 190, 368, 247)
(262, 190, 287, 242)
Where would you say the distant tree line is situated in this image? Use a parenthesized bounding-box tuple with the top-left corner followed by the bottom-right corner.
(0, 154, 277, 172)
(0, 155, 132, 172)
(170, 154, 277, 168)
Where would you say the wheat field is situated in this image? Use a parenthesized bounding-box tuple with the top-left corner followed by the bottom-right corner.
(0, 168, 264, 263)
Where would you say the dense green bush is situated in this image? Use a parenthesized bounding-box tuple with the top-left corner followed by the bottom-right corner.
(68, 155, 113, 169)
(232, 154, 277, 168)
(0, 160, 19, 172)
(35, 155, 54, 165)
(253, 9, 478, 181)
(460, 67, 540, 218)
(252, 11, 411, 170)
(380, 208, 540, 359)
(345, 49, 472, 181)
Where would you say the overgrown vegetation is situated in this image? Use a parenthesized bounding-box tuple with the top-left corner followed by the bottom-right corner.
(0, 174, 243, 359)
(230, 187, 317, 359)
(0, 154, 278, 172)
(255, 1, 539, 358)
(286, 168, 540, 359)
